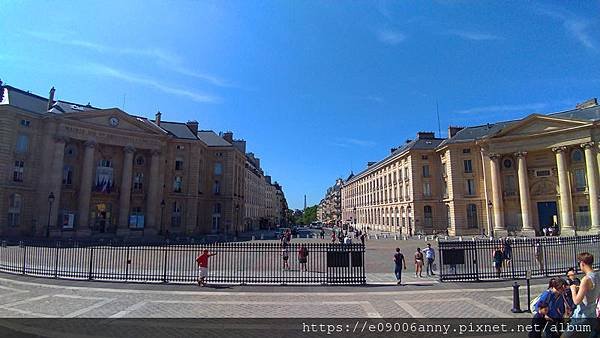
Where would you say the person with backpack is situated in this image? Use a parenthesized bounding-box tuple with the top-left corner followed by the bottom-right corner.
(565, 252, 600, 337)
(298, 244, 309, 272)
(534, 278, 569, 338)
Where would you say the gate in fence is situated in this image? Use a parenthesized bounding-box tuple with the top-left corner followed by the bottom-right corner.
(0, 241, 366, 285)
(438, 235, 600, 282)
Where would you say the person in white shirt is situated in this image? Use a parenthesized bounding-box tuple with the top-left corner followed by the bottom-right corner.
(423, 243, 436, 276)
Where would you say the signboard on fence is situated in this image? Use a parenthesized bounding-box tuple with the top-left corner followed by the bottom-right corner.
(442, 249, 465, 265)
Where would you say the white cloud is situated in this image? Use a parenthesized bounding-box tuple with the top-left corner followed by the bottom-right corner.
(536, 7, 598, 52)
(454, 103, 548, 115)
(376, 29, 406, 45)
(26, 31, 236, 87)
(332, 137, 376, 148)
(446, 30, 502, 41)
(85, 63, 220, 103)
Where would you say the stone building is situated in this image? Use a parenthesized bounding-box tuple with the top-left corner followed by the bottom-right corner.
(341, 99, 600, 237)
(0, 84, 280, 238)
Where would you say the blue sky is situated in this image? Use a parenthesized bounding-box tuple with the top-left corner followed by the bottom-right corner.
(1, 1, 600, 209)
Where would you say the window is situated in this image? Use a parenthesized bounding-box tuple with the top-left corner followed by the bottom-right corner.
(421, 155, 428, 160)
(173, 176, 183, 192)
(422, 165, 430, 177)
(133, 172, 144, 191)
(129, 207, 145, 229)
(20, 119, 30, 127)
(171, 202, 182, 227)
(13, 161, 24, 182)
(404, 167, 409, 180)
(424, 206, 433, 227)
(423, 182, 432, 197)
(8, 193, 22, 227)
(175, 157, 184, 171)
(466, 179, 476, 196)
(536, 170, 551, 177)
(577, 205, 590, 229)
(65, 145, 77, 157)
(95, 160, 114, 193)
(463, 148, 471, 154)
(216, 152, 223, 157)
(442, 163, 447, 177)
(213, 203, 222, 214)
(15, 134, 28, 153)
(214, 162, 223, 176)
(442, 180, 448, 198)
(213, 180, 221, 195)
(503, 159, 513, 169)
(176, 145, 185, 150)
(572, 149, 584, 162)
(135, 156, 145, 166)
(503, 175, 516, 196)
(464, 159, 473, 173)
(467, 204, 478, 228)
(574, 169, 587, 192)
(62, 165, 73, 185)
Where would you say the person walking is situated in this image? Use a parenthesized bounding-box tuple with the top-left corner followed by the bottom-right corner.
(393, 248, 407, 285)
(360, 233, 365, 246)
(196, 249, 217, 287)
(502, 238, 512, 269)
(281, 242, 290, 270)
(331, 232, 337, 243)
(493, 246, 504, 278)
(534, 241, 545, 273)
(565, 252, 600, 337)
(298, 244, 309, 272)
(343, 235, 352, 245)
(414, 248, 424, 278)
(320, 229, 325, 239)
(423, 243, 435, 276)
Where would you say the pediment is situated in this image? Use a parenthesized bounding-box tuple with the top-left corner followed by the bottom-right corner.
(491, 114, 589, 138)
(61, 108, 165, 135)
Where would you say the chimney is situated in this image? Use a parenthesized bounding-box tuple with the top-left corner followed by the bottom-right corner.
(576, 98, 598, 110)
(367, 161, 376, 167)
(417, 132, 435, 140)
(390, 147, 397, 154)
(155, 111, 162, 126)
(448, 126, 464, 138)
(265, 175, 272, 184)
(222, 131, 233, 143)
(186, 120, 199, 136)
(405, 139, 412, 144)
(47, 87, 55, 111)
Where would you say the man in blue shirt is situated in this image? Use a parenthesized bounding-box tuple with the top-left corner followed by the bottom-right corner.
(423, 243, 435, 276)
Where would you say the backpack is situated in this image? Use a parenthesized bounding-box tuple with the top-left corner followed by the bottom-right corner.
(531, 290, 550, 314)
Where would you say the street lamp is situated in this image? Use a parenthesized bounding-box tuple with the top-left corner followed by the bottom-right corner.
(46, 192, 55, 238)
(160, 199, 165, 236)
(487, 200, 493, 238)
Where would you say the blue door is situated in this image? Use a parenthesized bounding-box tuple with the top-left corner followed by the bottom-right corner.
(537, 202, 558, 232)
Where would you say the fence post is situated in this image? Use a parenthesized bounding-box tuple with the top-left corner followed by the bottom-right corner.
(88, 247, 94, 280)
(473, 241, 480, 282)
(22, 243, 26, 275)
(54, 244, 59, 278)
(162, 245, 168, 283)
(125, 246, 130, 281)
(572, 238, 579, 271)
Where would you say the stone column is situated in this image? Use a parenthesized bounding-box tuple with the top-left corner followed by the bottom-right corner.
(582, 142, 600, 232)
(117, 145, 135, 235)
(77, 140, 96, 236)
(553, 146, 575, 235)
(515, 152, 535, 236)
(146, 150, 161, 234)
(489, 153, 506, 236)
(48, 136, 68, 236)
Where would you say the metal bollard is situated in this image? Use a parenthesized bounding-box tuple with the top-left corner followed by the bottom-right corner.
(511, 282, 523, 313)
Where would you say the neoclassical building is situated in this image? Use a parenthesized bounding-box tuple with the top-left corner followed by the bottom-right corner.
(341, 99, 600, 237)
(0, 84, 285, 238)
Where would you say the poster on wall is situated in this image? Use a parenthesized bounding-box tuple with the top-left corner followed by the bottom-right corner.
(62, 213, 74, 229)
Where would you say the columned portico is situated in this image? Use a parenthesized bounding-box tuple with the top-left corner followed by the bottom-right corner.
(515, 152, 535, 235)
(553, 146, 576, 236)
(48, 136, 68, 235)
(581, 142, 600, 233)
(77, 140, 96, 236)
(117, 145, 135, 235)
(488, 153, 507, 236)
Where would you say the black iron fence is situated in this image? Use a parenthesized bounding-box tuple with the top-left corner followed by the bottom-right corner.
(0, 241, 366, 285)
(439, 235, 600, 282)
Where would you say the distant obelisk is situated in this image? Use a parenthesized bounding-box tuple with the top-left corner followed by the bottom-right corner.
(304, 195, 307, 211)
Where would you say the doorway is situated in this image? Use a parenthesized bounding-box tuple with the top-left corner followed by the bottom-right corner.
(537, 201, 557, 232)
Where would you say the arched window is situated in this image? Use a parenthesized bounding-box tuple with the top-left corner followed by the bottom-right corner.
(135, 156, 145, 166)
(467, 204, 478, 228)
(171, 202, 182, 227)
(8, 193, 22, 227)
(424, 206, 433, 227)
(62, 165, 73, 185)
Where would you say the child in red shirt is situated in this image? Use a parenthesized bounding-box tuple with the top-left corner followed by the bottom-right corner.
(196, 249, 217, 287)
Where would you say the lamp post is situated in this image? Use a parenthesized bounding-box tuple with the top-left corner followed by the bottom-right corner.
(46, 192, 55, 238)
(160, 199, 165, 236)
(353, 207, 357, 231)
